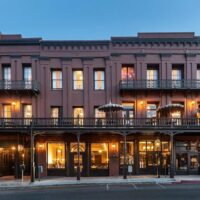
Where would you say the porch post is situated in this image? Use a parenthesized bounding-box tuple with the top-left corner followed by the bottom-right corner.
(77, 133, 81, 181)
(170, 133, 175, 178)
(30, 127, 35, 183)
(123, 134, 127, 179)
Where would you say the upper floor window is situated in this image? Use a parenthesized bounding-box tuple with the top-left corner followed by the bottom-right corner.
(146, 103, 158, 118)
(3, 104, 11, 118)
(23, 104, 32, 118)
(3, 65, 11, 89)
(197, 65, 200, 80)
(73, 107, 84, 125)
(23, 65, 32, 81)
(3, 65, 11, 80)
(147, 65, 159, 80)
(95, 107, 105, 118)
(172, 65, 183, 80)
(51, 70, 62, 89)
(122, 103, 135, 118)
(51, 106, 62, 118)
(94, 70, 105, 90)
(73, 70, 83, 90)
(121, 64, 135, 80)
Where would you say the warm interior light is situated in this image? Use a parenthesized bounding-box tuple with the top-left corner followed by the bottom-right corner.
(111, 144, 116, 148)
(191, 101, 195, 105)
(140, 101, 144, 105)
(98, 149, 102, 153)
(11, 102, 16, 106)
(11, 146, 16, 151)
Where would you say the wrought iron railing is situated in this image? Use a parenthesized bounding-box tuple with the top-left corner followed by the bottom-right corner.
(0, 118, 200, 129)
(0, 80, 40, 92)
(120, 80, 200, 90)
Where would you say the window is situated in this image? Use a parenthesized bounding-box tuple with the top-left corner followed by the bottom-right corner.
(95, 108, 105, 118)
(3, 104, 11, 118)
(146, 103, 157, 118)
(94, 70, 105, 90)
(122, 103, 135, 118)
(23, 65, 32, 89)
(91, 143, 108, 169)
(73, 107, 84, 125)
(23, 105, 32, 118)
(197, 65, 200, 88)
(147, 65, 159, 88)
(119, 142, 134, 167)
(172, 65, 184, 88)
(3, 65, 11, 89)
(47, 143, 65, 169)
(70, 143, 86, 152)
(51, 107, 62, 125)
(51, 70, 62, 89)
(121, 64, 135, 80)
(73, 70, 83, 90)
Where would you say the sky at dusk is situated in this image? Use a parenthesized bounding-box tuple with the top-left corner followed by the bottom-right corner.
(0, 0, 199, 40)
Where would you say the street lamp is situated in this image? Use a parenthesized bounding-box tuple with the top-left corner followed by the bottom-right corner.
(155, 139, 161, 178)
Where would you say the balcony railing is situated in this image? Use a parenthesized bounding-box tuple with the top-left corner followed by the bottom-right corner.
(120, 80, 200, 90)
(0, 80, 40, 92)
(0, 118, 200, 131)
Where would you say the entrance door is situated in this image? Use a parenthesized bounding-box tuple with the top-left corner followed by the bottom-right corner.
(69, 152, 86, 176)
(0, 148, 15, 177)
(189, 154, 199, 174)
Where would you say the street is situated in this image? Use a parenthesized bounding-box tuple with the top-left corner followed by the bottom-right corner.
(0, 183, 200, 200)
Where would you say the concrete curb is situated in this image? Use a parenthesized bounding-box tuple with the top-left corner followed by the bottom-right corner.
(0, 178, 178, 190)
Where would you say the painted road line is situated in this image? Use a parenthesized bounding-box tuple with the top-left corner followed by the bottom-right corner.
(131, 183, 138, 190)
(157, 183, 166, 189)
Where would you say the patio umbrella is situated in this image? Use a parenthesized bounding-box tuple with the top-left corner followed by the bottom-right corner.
(157, 104, 184, 117)
(98, 101, 124, 118)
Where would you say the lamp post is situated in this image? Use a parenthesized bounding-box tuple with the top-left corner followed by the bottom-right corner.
(155, 139, 161, 178)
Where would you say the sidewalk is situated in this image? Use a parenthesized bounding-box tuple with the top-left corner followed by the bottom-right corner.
(0, 175, 199, 189)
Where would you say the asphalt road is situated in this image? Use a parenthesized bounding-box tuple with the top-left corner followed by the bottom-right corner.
(0, 183, 200, 200)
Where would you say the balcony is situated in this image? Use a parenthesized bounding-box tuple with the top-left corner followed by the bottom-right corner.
(0, 80, 40, 93)
(120, 80, 200, 90)
(0, 117, 199, 132)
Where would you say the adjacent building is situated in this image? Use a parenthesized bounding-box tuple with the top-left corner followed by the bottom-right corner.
(0, 32, 200, 179)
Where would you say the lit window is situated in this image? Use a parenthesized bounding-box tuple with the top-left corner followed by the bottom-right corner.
(73, 107, 84, 125)
(47, 143, 65, 169)
(73, 70, 83, 90)
(51, 107, 60, 118)
(51, 70, 62, 89)
(70, 143, 86, 152)
(121, 65, 135, 80)
(95, 108, 105, 118)
(94, 70, 105, 90)
(23, 105, 32, 118)
(3, 104, 11, 118)
(119, 142, 134, 167)
(91, 143, 108, 169)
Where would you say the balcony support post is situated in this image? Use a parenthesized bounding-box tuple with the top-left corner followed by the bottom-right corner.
(77, 133, 81, 181)
(123, 133, 127, 179)
(30, 124, 35, 183)
(170, 133, 175, 179)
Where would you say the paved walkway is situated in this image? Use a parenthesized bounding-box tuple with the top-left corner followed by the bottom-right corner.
(0, 175, 200, 189)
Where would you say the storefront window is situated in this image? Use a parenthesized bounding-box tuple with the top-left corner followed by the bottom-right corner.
(119, 142, 134, 166)
(176, 153, 188, 170)
(91, 143, 108, 169)
(139, 152, 146, 168)
(48, 143, 65, 169)
(190, 155, 199, 169)
(162, 142, 169, 151)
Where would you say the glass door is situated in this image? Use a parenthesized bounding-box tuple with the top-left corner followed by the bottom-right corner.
(69, 143, 86, 176)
